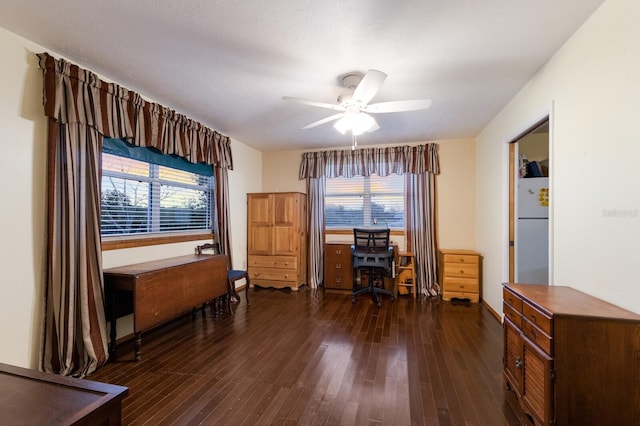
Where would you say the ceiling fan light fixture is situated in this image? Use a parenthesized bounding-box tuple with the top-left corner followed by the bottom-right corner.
(333, 111, 376, 136)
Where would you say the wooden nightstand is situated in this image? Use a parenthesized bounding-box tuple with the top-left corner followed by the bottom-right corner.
(439, 249, 481, 302)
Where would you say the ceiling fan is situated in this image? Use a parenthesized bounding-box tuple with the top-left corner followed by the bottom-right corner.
(282, 69, 432, 136)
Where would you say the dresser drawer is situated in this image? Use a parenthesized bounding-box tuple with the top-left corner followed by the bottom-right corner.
(442, 254, 480, 265)
(503, 287, 523, 313)
(249, 268, 299, 282)
(522, 301, 552, 336)
(326, 244, 351, 258)
(324, 274, 351, 288)
(522, 319, 553, 355)
(503, 302, 522, 329)
(443, 262, 479, 278)
(443, 277, 479, 293)
(249, 255, 298, 270)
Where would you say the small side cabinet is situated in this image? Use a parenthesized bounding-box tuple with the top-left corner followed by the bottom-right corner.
(323, 242, 353, 290)
(440, 249, 481, 302)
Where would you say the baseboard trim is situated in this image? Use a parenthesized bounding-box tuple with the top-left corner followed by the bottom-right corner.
(483, 299, 502, 322)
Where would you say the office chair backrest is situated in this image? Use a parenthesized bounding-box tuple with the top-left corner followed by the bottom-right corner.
(353, 228, 390, 254)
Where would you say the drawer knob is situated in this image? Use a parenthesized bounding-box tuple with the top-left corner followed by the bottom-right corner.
(515, 357, 522, 369)
(336, 249, 342, 254)
(336, 264, 342, 269)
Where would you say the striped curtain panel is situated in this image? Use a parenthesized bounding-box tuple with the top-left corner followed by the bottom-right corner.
(37, 53, 234, 377)
(300, 144, 440, 294)
(306, 177, 326, 288)
(215, 166, 233, 270)
(408, 171, 439, 296)
(42, 121, 109, 377)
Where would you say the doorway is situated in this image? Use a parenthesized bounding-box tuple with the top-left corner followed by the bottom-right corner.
(508, 119, 550, 284)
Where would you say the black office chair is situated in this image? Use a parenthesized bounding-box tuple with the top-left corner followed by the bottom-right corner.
(351, 228, 394, 307)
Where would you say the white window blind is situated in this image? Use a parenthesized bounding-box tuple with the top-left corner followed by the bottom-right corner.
(325, 173, 405, 229)
(101, 153, 212, 236)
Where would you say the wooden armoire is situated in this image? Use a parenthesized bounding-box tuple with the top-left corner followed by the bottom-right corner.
(247, 192, 307, 291)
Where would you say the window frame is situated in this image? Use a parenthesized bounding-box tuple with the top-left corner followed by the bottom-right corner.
(324, 173, 406, 232)
(100, 152, 216, 250)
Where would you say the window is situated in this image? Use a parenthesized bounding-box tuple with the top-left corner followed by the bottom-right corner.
(101, 153, 213, 236)
(325, 173, 405, 229)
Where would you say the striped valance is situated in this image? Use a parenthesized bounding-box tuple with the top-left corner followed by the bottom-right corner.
(299, 144, 439, 179)
(37, 52, 233, 169)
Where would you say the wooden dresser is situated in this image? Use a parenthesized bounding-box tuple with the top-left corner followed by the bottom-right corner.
(247, 192, 307, 291)
(439, 249, 481, 302)
(324, 242, 353, 290)
(503, 282, 640, 426)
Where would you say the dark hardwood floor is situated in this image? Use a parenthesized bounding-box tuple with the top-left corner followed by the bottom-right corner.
(89, 287, 532, 425)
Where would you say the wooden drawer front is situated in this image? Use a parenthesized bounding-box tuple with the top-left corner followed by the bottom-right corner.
(249, 255, 297, 270)
(442, 254, 479, 265)
(522, 320, 552, 355)
(249, 268, 298, 282)
(503, 302, 522, 329)
(325, 273, 351, 288)
(522, 302, 552, 336)
(443, 262, 478, 278)
(503, 287, 523, 313)
(443, 277, 478, 293)
(327, 244, 351, 259)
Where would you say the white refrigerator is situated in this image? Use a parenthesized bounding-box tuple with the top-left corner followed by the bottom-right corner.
(516, 177, 549, 284)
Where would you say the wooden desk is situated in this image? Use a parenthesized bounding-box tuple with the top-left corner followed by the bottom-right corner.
(0, 362, 128, 425)
(104, 254, 227, 361)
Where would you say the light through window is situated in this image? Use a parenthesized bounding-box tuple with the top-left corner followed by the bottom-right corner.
(325, 173, 404, 229)
(101, 153, 213, 236)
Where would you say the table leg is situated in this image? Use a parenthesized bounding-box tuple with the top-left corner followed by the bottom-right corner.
(134, 332, 142, 361)
(109, 292, 117, 361)
(245, 276, 250, 305)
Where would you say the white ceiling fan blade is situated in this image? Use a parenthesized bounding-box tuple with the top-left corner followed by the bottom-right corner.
(302, 113, 345, 130)
(367, 120, 380, 133)
(282, 96, 346, 112)
(352, 70, 387, 105)
(364, 99, 432, 113)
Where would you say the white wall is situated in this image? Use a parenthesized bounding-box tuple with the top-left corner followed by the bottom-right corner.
(227, 140, 263, 270)
(476, 0, 640, 314)
(0, 26, 263, 367)
(0, 28, 48, 368)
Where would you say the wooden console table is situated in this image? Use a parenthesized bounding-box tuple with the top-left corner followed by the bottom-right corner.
(104, 254, 228, 361)
(0, 362, 128, 425)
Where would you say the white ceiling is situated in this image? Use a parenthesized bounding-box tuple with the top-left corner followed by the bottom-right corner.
(1, 0, 604, 152)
